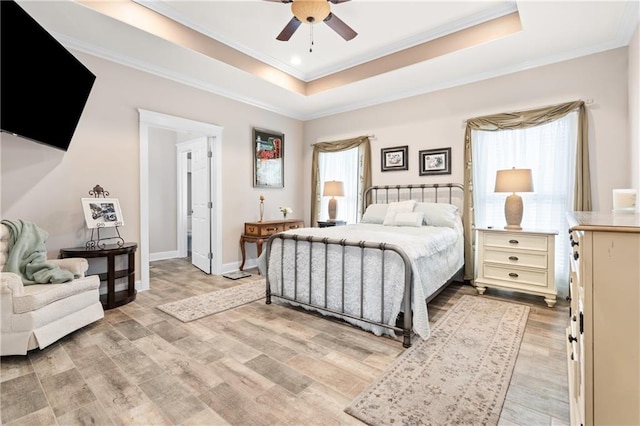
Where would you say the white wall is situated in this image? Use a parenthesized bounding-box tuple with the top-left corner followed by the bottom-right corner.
(0, 51, 305, 278)
(303, 48, 630, 219)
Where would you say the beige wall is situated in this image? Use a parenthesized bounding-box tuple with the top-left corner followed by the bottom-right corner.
(0, 44, 633, 281)
(629, 25, 640, 200)
(148, 127, 178, 255)
(1, 52, 304, 276)
(303, 47, 630, 220)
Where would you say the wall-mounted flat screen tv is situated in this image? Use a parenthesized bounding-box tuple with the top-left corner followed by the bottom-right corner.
(1, 0, 96, 151)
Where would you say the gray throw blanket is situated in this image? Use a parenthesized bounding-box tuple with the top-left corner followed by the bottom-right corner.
(1, 219, 75, 285)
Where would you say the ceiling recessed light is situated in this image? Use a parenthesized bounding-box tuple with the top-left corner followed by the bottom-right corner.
(290, 56, 302, 65)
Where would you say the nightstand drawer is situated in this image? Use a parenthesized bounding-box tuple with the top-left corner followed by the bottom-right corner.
(482, 264, 548, 287)
(482, 248, 547, 269)
(484, 232, 549, 251)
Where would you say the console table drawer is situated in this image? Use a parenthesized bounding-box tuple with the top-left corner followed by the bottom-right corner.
(245, 223, 283, 236)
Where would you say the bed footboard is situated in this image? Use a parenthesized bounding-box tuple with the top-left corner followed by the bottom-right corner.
(265, 233, 414, 348)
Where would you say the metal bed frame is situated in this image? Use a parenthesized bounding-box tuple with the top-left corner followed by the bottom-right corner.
(264, 183, 464, 348)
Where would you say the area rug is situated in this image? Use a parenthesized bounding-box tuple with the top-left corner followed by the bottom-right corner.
(345, 295, 529, 426)
(157, 279, 266, 322)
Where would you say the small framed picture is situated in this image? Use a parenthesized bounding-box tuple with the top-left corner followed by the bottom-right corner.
(81, 198, 124, 228)
(419, 147, 451, 176)
(381, 145, 408, 172)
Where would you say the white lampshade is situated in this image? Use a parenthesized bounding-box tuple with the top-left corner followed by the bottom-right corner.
(323, 180, 344, 197)
(494, 168, 533, 230)
(494, 168, 534, 193)
(291, 0, 330, 24)
(323, 180, 344, 221)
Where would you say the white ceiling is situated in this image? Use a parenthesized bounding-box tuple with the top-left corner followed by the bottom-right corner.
(17, 0, 639, 120)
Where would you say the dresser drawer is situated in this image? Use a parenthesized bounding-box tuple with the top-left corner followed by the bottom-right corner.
(482, 264, 548, 287)
(482, 248, 547, 269)
(484, 232, 549, 251)
(244, 223, 284, 237)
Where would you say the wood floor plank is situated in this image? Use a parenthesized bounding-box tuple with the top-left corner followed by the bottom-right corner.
(1, 258, 570, 425)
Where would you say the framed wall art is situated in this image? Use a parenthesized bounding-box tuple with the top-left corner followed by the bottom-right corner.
(253, 127, 284, 188)
(81, 198, 124, 228)
(381, 145, 408, 172)
(419, 147, 451, 176)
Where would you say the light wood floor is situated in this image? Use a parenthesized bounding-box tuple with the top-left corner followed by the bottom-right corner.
(1, 258, 570, 425)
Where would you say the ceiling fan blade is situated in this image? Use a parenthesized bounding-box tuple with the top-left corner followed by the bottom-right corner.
(276, 17, 302, 41)
(263, 0, 293, 3)
(323, 12, 357, 41)
(328, 0, 352, 3)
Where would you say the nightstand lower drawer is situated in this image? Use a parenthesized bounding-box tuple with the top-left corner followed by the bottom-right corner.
(482, 264, 548, 287)
(482, 249, 547, 269)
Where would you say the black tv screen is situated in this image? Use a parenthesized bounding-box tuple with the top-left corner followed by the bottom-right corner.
(1, 0, 96, 151)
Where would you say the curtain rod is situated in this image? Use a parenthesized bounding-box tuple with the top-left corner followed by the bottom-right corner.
(310, 134, 375, 146)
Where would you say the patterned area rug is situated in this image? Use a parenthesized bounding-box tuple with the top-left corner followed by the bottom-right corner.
(345, 295, 530, 426)
(157, 279, 266, 322)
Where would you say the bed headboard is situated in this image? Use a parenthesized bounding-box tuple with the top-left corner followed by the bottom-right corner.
(363, 183, 464, 210)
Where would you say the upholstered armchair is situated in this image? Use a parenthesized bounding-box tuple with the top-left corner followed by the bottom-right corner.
(0, 223, 103, 355)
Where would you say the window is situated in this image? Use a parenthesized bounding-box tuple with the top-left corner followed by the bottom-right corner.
(472, 111, 578, 290)
(318, 148, 359, 224)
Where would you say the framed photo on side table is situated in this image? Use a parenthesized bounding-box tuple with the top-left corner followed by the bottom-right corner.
(81, 198, 124, 228)
(381, 145, 408, 171)
(419, 147, 451, 176)
(253, 127, 284, 188)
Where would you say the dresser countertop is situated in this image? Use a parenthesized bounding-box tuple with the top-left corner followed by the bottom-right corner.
(567, 211, 640, 232)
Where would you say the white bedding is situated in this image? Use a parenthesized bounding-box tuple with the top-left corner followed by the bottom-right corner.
(259, 221, 464, 341)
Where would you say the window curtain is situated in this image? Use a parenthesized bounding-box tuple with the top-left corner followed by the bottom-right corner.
(311, 136, 371, 227)
(463, 100, 591, 280)
(318, 148, 359, 224)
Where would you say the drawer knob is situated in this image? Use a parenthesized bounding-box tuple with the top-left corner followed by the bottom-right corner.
(566, 295, 572, 302)
(568, 335, 578, 343)
(571, 240, 579, 247)
(508, 256, 519, 261)
(572, 315, 577, 322)
(573, 252, 579, 261)
(508, 239, 519, 244)
(508, 272, 519, 278)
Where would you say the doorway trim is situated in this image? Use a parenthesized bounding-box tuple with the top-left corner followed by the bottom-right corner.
(139, 109, 223, 290)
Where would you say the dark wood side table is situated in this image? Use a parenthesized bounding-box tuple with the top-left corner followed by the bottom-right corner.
(317, 220, 347, 228)
(59, 242, 137, 310)
(240, 219, 304, 271)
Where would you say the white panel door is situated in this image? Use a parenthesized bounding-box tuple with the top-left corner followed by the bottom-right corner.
(189, 137, 211, 274)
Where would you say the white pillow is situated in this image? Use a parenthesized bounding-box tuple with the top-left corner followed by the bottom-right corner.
(383, 200, 417, 226)
(360, 204, 389, 224)
(394, 212, 425, 227)
(414, 202, 459, 228)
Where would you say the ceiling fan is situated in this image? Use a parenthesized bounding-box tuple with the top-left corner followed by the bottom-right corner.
(264, 0, 357, 42)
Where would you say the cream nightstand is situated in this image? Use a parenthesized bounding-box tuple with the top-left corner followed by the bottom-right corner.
(474, 227, 557, 307)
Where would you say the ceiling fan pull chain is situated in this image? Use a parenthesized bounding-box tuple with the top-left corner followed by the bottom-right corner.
(309, 24, 314, 53)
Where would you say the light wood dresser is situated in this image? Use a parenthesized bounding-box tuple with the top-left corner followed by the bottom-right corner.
(239, 219, 304, 271)
(474, 227, 558, 307)
(566, 211, 640, 426)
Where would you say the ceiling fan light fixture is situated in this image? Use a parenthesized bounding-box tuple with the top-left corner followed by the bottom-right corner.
(291, 0, 330, 24)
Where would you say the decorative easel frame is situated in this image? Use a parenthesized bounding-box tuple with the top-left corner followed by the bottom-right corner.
(85, 185, 124, 249)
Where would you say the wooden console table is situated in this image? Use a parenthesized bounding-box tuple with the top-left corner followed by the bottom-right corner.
(240, 219, 304, 271)
(59, 242, 137, 310)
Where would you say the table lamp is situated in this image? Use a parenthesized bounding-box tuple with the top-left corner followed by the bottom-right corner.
(323, 180, 344, 221)
(494, 168, 533, 230)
